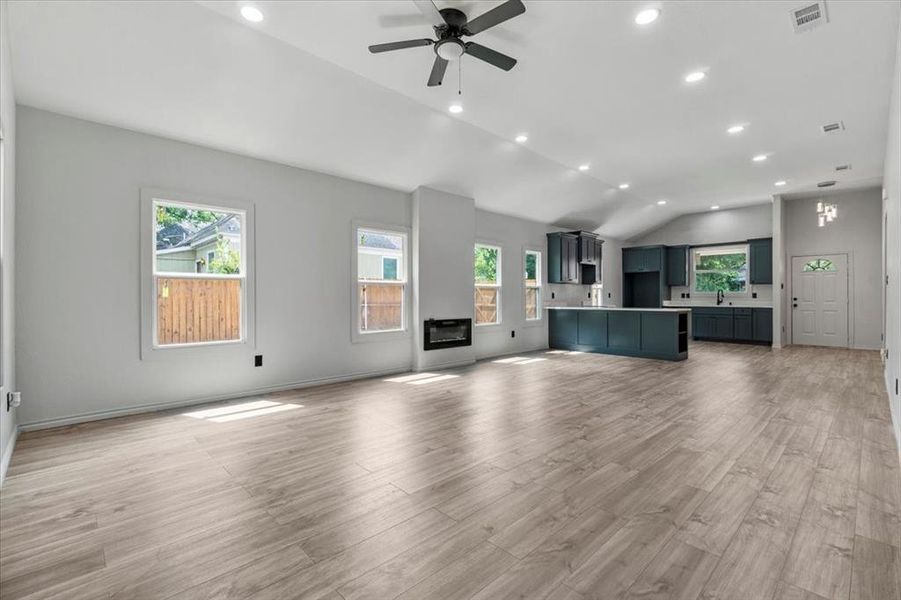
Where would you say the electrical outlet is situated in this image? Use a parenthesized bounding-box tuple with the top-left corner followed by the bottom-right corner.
(7, 392, 21, 411)
(752, 292, 758, 298)
(551, 292, 555, 299)
(511, 330, 515, 338)
(254, 355, 263, 367)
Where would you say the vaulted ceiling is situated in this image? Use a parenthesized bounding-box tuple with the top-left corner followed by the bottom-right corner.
(8, 1, 899, 238)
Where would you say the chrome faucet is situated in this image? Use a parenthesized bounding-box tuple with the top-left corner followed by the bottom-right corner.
(716, 290, 725, 305)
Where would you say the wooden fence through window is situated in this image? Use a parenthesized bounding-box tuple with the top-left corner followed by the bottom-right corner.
(475, 286, 499, 325)
(157, 277, 241, 345)
(359, 283, 403, 331)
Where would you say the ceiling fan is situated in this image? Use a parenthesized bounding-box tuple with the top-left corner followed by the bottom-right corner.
(368, 0, 525, 87)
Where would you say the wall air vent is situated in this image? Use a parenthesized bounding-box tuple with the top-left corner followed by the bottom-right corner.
(817, 180, 837, 188)
(791, 2, 828, 33)
(835, 164, 852, 171)
(821, 121, 844, 134)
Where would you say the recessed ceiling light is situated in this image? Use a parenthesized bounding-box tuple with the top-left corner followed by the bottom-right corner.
(448, 103, 463, 114)
(727, 124, 745, 134)
(657, 200, 667, 205)
(240, 5, 264, 22)
(711, 205, 720, 210)
(619, 183, 630, 190)
(752, 154, 768, 162)
(515, 134, 528, 143)
(774, 180, 787, 187)
(635, 8, 660, 25)
(684, 71, 706, 83)
(578, 164, 590, 172)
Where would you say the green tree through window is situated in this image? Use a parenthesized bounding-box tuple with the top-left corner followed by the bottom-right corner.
(694, 249, 747, 293)
(475, 246, 499, 283)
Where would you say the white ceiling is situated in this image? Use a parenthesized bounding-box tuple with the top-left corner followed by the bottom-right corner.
(8, 1, 899, 239)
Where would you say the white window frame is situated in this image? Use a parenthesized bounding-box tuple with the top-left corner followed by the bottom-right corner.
(691, 244, 750, 297)
(475, 242, 502, 327)
(351, 221, 411, 343)
(523, 247, 543, 324)
(140, 188, 256, 360)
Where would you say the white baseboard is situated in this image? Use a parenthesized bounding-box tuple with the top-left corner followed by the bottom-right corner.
(413, 358, 476, 372)
(0, 425, 19, 487)
(18, 365, 412, 432)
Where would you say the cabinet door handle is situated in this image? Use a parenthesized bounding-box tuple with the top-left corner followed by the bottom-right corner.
(792, 303, 798, 308)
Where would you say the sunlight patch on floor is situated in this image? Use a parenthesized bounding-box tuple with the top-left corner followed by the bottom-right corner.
(183, 400, 302, 423)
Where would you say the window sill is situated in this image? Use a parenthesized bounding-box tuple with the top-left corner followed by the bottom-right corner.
(522, 318, 544, 328)
(351, 328, 411, 344)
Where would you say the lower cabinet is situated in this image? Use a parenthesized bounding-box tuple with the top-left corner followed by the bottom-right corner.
(692, 307, 772, 345)
(548, 309, 687, 361)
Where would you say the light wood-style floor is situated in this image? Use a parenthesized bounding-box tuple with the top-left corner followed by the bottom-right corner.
(1, 342, 899, 600)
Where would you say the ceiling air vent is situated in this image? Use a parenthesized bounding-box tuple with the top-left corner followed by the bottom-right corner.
(821, 121, 844, 134)
(835, 164, 852, 171)
(791, 2, 828, 33)
(817, 180, 837, 188)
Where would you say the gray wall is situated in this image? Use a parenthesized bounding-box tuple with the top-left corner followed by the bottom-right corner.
(784, 188, 884, 350)
(630, 204, 772, 246)
(15, 108, 566, 428)
(473, 209, 550, 359)
(883, 21, 901, 450)
(0, 0, 17, 484)
(16, 107, 415, 427)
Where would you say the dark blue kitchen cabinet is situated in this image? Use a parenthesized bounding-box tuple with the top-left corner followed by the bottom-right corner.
(548, 309, 578, 347)
(752, 308, 773, 342)
(749, 238, 773, 284)
(692, 307, 771, 345)
(547, 233, 581, 284)
(607, 311, 641, 350)
(577, 310, 608, 346)
(623, 246, 664, 273)
(666, 246, 689, 286)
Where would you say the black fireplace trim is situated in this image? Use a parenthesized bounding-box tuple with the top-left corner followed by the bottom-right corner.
(423, 318, 472, 351)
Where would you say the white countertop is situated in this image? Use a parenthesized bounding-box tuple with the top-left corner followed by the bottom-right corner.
(545, 306, 691, 313)
(663, 301, 773, 309)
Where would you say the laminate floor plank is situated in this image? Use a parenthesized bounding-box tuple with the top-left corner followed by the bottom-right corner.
(0, 344, 897, 600)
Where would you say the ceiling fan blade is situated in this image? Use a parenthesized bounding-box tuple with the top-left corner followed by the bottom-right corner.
(368, 39, 433, 53)
(464, 0, 525, 35)
(464, 42, 517, 71)
(412, 0, 446, 28)
(427, 56, 449, 86)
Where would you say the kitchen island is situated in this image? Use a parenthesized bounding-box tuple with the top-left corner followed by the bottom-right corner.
(547, 306, 690, 361)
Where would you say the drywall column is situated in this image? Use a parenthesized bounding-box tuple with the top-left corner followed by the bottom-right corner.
(0, 0, 18, 485)
(411, 187, 476, 371)
(882, 20, 901, 452)
(772, 195, 785, 348)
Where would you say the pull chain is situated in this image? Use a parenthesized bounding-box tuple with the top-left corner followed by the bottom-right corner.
(458, 58, 462, 97)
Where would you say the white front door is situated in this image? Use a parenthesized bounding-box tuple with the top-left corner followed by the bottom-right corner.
(791, 254, 849, 347)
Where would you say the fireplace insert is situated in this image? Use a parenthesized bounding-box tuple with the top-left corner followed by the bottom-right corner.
(423, 318, 472, 351)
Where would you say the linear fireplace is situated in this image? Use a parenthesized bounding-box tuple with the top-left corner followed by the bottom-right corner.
(423, 318, 472, 351)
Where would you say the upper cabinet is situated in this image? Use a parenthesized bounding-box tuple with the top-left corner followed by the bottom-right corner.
(666, 246, 689, 286)
(622, 246, 664, 273)
(548, 232, 603, 284)
(547, 232, 581, 284)
(749, 238, 773, 284)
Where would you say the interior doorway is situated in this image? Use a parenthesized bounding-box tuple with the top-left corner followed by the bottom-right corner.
(791, 254, 849, 347)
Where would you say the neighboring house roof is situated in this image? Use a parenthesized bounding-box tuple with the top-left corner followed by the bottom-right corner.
(156, 214, 240, 250)
(360, 232, 402, 250)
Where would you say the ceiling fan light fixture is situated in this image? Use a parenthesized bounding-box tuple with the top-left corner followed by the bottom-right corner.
(448, 103, 463, 114)
(515, 134, 528, 143)
(619, 183, 630, 189)
(684, 70, 706, 83)
(436, 39, 466, 61)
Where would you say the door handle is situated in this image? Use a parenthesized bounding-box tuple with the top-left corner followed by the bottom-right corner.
(793, 304, 798, 308)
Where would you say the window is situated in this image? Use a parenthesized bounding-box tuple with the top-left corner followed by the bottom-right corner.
(693, 245, 748, 294)
(357, 227, 406, 334)
(803, 258, 837, 272)
(524, 249, 542, 321)
(152, 199, 246, 347)
(475, 244, 501, 325)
